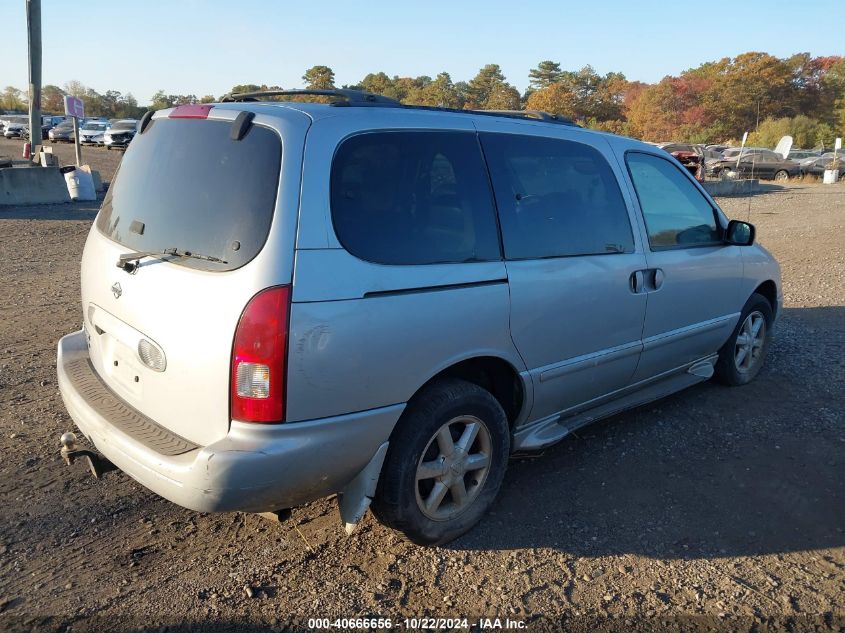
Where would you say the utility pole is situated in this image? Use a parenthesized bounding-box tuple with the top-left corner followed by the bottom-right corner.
(26, 0, 42, 160)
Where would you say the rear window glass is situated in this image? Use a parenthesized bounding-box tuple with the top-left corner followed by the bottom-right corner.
(330, 131, 501, 265)
(481, 133, 634, 259)
(96, 118, 281, 271)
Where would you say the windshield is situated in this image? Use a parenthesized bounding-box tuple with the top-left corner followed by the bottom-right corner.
(96, 118, 282, 272)
(82, 122, 107, 131)
(111, 121, 136, 131)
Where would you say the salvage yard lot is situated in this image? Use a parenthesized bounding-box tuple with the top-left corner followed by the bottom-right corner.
(0, 134, 843, 631)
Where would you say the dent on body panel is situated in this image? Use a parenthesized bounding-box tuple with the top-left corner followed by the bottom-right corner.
(288, 300, 379, 408)
(292, 319, 377, 395)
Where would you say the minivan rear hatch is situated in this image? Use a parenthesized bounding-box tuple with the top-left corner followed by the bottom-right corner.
(80, 110, 288, 447)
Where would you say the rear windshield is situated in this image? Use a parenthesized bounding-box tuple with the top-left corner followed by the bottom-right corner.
(96, 117, 282, 271)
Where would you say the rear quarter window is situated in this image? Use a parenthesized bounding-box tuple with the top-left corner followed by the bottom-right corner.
(330, 131, 501, 265)
(96, 117, 281, 271)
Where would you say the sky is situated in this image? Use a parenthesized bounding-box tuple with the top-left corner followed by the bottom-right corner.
(2, 0, 843, 103)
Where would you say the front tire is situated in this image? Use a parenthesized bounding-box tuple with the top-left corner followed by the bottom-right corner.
(371, 379, 510, 546)
(773, 170, 789, 182)
(714, 293, 773, 386)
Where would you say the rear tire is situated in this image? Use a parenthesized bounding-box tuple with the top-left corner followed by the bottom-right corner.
(371, 379, 510, 546)
(714, 293, 773, 386)
(774, 170, 789, 182)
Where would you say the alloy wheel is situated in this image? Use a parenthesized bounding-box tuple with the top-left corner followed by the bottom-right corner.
(734, 310, 766, 373)
(414, 415, 492, 521)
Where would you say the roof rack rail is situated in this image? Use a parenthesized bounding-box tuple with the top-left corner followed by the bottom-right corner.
(220, 89, 401, 106)
(479, 109, 578, 126)
(388, 103, 580, 127)
(219, 90, 580, 126)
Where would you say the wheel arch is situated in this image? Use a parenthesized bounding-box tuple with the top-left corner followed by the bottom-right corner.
(409, 356, 528, 429)
(753, 280, 779, 319)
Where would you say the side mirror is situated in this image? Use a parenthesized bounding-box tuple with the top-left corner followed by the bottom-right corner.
(725, 220, 755, 246)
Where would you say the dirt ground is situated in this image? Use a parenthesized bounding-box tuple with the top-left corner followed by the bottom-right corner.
(0, 135, 843, 632)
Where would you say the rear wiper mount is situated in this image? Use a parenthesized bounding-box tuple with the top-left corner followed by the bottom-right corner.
(116, 248, 227, 273)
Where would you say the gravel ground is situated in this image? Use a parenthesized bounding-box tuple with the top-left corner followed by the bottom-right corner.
(0, 135, 843, 632)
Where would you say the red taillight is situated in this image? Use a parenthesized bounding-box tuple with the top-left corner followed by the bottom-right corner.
(230, 286, 290, 423)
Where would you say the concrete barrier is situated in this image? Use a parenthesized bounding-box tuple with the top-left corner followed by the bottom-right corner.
(702, 179, 760, 196)
(0, 166, 71, 206)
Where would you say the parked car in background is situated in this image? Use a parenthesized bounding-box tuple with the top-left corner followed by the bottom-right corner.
(56, 92, 782, 546)
(710, 149, 800, 180)
(800, 153, 844, 179)
(3, 115, 30, 138)
(103, 119, 138, 149)
(703, 149, 727, 177)
(655, 142, 704, 181)
(656, 142, 698, 154)
(787, 149, 821, 161)
(1, 112, 29, 136)
(79, 121, 109, 146)
(49, 119, 76, 143)
(721, 147, 770, 161)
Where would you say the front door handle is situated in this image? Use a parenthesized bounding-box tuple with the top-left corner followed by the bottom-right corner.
(630, 269, 664, 293)
(651, 268, 664, 290)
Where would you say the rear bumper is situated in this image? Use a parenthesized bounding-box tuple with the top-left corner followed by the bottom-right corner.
(57, 330, 402, 513)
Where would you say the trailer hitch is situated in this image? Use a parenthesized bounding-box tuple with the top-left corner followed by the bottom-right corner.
(60, 432, 116, 479)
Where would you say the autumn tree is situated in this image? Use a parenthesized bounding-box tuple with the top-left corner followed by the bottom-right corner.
(413, 72, 463, 108)
(0, 87, 24, 111)
(358, 72, 400, 99)
(525, 83, 578, 118)
(228, 84, 263, 95)
(748, 115, 836, 149)
(302, 65, 336, 90)
(627, 76, 711, 141)
(465, 64, 520, 110)
(821, 58, 845, 130)
(41, 85, 66, 113)
(150, 91, 176, 110)
(697, 52, 796, 139)
(63, 80, 86, 97)
(528, 61, 563, 90)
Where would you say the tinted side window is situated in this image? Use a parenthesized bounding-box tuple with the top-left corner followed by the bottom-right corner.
(330, 131, 500, 265)
(481, 133, 634, 259)
(626, 152, 720, 249)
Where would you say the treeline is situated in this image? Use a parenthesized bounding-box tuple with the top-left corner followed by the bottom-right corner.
(2, 52, 842, 146)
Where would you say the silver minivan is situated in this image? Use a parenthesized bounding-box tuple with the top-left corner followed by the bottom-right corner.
(57, 90, 781, 545)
